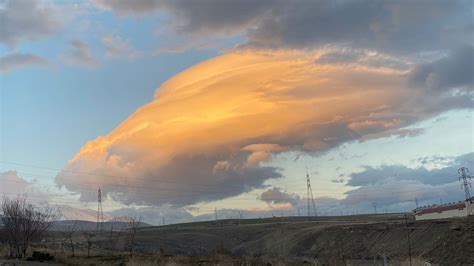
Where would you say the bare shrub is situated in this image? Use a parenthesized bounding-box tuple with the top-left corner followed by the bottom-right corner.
(1, 196, 59, 258)
(81, 229, 95, 257)
(63, 222, 77, 257)
(127, 216, 141, 258)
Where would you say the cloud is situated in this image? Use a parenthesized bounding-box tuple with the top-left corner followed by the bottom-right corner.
(92, 0, 472, 54)
(348, 152, 474, 187)
(343, 152, 474, 208)
(259, 187, 299, 206)
(0, 0, 64, 47)
(0, 171, 50, 202)
(0, 53, 47, 73)
(109, 205, 193, 225)
(55, 48, 473, 207)
(64, 40, 99, 67)
(108, 153, 473, 223)
(93, 0, 163, 16)
(101, 34, 143, 59)
(342, 179, 462, 208)
(0, 171, 29, 197)
(408, 45, 474, 91)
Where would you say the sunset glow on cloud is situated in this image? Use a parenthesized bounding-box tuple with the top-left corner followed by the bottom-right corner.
(56, 47, 469, 206)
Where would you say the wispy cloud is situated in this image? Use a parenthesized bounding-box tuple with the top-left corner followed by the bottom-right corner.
(64, 40, 99, 68)
(101, 34, 143, 59)
(0, 53, 48, 73)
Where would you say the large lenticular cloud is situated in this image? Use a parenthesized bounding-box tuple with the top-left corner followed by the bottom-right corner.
(56, 48, 472, 206)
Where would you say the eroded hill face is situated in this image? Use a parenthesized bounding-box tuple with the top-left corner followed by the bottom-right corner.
(40, 214, 472, 265)
(128, 215, 474, 264)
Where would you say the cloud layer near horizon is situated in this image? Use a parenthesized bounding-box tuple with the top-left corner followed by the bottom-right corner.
(55, 47, 472, 206)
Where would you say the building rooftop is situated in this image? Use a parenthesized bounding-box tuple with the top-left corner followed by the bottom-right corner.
(415, 202, 466, 216)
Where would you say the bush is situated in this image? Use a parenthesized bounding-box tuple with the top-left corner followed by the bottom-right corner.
(27, 251, 55, 262)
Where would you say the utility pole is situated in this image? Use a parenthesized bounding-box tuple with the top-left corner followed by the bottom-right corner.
(306, 173, 318, 217)
(238, 209, 243, 226)
(415, 197, 419, 208)
(458, 167, 472, 200)
(162, 216, 165, 226)
(404, 213, 412, 266)
(373, 203, 377, 214)
(214, 208, 218, 221)
(97, 187, 104, 233)
(297, 208, 300, 216)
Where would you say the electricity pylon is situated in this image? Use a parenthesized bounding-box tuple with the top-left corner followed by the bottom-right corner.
(306, 173, 318, 217)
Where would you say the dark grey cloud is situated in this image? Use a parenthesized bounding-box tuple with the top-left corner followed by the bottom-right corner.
(348, 152, 473, 187)
(259, 187, 300, 206)
(408, 45, 474, 91)
(106, 152, 473, 224)
(342, 179, 462, 208)
(0, 53, 47, 73)
(93, 0, 472, 54)
(0, 0, 64, 47)
(62, 153, 282, 207)
(94, 0, 163, 16)
(340, 152, 474, 210)
(64, 40, 99, 67)
(94, 0, 274, 34)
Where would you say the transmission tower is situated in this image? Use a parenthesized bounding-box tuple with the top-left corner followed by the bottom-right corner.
(458, 167, 472, 200)
(306, 173, 318, 217)
(97, 187, 104, 232)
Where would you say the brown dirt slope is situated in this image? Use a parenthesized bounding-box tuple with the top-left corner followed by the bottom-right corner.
(126, 214, 474, 265)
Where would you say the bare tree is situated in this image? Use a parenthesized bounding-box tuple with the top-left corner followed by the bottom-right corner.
(63, 223, 77, 257)
(126, 216, 141, 258)
(81, 229, 95, 257)
(1, 196, 59, 258)
(106, 223, 116, 254)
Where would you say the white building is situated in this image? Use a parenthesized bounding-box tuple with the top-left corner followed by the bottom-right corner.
(414, 197, 474, 221)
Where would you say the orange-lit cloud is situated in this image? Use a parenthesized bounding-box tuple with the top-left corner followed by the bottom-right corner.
(56, 48, 468, 206)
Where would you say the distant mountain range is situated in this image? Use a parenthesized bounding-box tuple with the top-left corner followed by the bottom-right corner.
(59, 204, 113, 222)
(0, 205, 150, 231)
(50, 219, 150, 231)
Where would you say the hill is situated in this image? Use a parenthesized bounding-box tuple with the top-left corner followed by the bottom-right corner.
(50, 220, 150, 231)
(110, 213, 474, 264)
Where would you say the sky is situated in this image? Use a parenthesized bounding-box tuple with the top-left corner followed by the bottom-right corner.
(0, 0, 473, 224)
